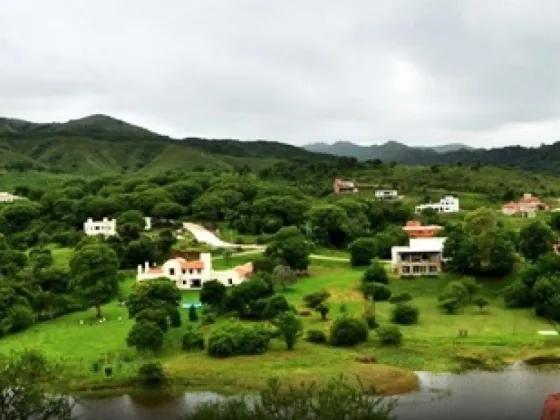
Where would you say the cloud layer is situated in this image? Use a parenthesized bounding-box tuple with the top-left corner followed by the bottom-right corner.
(1, 0, 559, 147)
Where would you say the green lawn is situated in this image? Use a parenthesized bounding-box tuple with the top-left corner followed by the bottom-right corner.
(0, 259, 557, 396)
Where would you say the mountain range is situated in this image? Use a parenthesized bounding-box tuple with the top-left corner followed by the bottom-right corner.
(303, 140, 476, 161)
(1, 114, 560, 175)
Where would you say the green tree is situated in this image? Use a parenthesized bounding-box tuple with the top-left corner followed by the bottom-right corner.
(117, 210, 146, 242)
(307, 205, 351, 248)
(474, 296, 489, 312)
(271, 265, 298, 291)
(70, 244, 119, 318)
(390, 303, 419, 325)
(265, 227, 311, 271)
(348, 237, 377, 267)
(276, 312, 303, 350)
(519, 220, 556, 262)
(126, 279, 181, 319)
(152, 202, 185, 220)
(136, 308, 169, 332)
(0, 350, 73, 419)
(362, 259, 389, 284)
(200, 280, 227, 309)
(329, 317, 368, 347)
(316, 302, 330, 321)
(127, 321, 165, 353)
(189, 305, 199, 322)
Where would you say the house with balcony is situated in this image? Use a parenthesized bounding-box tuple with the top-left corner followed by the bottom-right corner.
(402, 220, 443, 238)
(333, 177, 358, 194)
(375, 189, 399, 200)
(501, 193, 548, 217)
(137, 251, 253, 289)
(391, 237, 447, 277)
(415, 196, 459, 214)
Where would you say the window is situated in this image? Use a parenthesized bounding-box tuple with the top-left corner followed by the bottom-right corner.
(182, 269, 186, 274)
(197, 269, 202, 274)
(429, 265, 438, 273)
(413, 266, 421, 273)
(228, 278, 233, 285)
(169, 268, 175, 275)
(182, 280, 187, 285)
(191, 279, 201, 288)
(402, 266, 410, 274)
(189, 269, 193, 274)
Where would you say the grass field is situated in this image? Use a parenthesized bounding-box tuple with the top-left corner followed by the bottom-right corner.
(0, 256, 558, 397)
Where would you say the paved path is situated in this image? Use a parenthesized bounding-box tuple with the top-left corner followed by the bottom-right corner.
(183, 222, 393, 263)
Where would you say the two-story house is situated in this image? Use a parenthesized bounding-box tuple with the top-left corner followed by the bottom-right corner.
(84, 218, 117, 237)
(391, 237, 447, 277)
(136, 252, 253, 289)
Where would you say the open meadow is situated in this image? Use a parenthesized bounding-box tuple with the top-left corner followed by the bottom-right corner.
(0, 251, 556, 397)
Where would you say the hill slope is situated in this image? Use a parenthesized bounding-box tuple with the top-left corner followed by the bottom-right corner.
(0, 115, 335, 174)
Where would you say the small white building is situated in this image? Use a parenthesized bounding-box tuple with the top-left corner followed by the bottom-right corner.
(391, 237, 447, 277)
(375, 190, 399, 200)
(84, 218, 117, 237)
(0, 192, 23, 203)
(137, 252, 253, 289)
(144, 217, 152, 230)
(415, 196, 459, 214)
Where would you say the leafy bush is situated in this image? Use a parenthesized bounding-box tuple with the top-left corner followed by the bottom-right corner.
(126, 321, 165, 353)
(389, 292, 412, 304)
(8, 305, 35, 333)
(348, 238, 377, 267)
(169, 307, 182, 327)
(329, 317, 368, 347)
(303, 291, 330, 309)
(377, 325, 403, 346)
(276, 312, 303, 350)
(306, 329, 327, 343)
(182, 327, 205, 351)
(136, 308, 169, 332)
(362, 259, 389, 284)
(363, 283, 392, 301)
(188, 376, 395, 420)
(207, 323, 271, 358)
(390, 303, 419, 325)
(201, 313, 217, 325)
(138, 363, 167, 389)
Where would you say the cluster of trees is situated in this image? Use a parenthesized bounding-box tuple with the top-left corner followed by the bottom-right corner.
(125, 280, 182, 352)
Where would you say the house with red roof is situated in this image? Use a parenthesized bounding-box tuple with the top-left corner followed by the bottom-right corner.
(136, 252, 253, 289)
(502, 193, 548, 217)
(402, 221, 444, 238)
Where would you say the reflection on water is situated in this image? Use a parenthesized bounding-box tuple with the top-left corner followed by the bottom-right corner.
(74, 365, 560, 420)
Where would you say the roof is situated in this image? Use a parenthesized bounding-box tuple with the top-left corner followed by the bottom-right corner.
(175, 258, 204, 269)
(147, 267, 163, 274)
(502, 202, 519, 209)
(403, 225, 443, 231)
(233, 262, 253, 277)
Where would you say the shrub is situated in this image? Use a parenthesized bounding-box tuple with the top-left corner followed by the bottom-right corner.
(207, 324, 271, 358)
(138, 363, 167, 389)
(363, 283, 391, 301)
(377, 325, 403, 346)
(91, 361, 101, 372)
(136, 308, 169, 332)
(389, 292, 412, 304)
(126, 321, 165, 353)
(474, 296, 489, 311)
(316, 303, 330, 320)
(188, 376, 396, 420)
(276, 312, 303, 350)
(303, 291, 330, 309)
(262, 294, 291, 319)
(182, 327, 205, 351)
(306, 329, 327, 343)
(8, 305, 35, 333)
(362, 259, 389, 284)
(329, 317, 369, 347)
(390, 303, 419, 325)
(188, 305, 199, 322)
(438, 297, 460, 314)
(201, 313, 217, 325)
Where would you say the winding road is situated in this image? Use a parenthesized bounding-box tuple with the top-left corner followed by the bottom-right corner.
(182, 222, 351, 262)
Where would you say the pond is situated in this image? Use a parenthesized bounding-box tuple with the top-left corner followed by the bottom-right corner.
(73, 364, 560, 420)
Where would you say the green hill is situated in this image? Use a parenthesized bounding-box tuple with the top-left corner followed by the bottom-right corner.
(0, 114, 334, 175)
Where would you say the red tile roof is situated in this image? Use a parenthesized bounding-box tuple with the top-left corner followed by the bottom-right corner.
(176, 258, 204, 269)
(233, 262, 253, 277)
(147, 267, 163, 274)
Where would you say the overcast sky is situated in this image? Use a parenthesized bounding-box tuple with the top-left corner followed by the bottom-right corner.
(1, 0, 560, 147)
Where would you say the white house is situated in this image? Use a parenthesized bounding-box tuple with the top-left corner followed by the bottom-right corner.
(84, 218, 117, 237)
(391, 237, 447, 277)
(137, 252, 253, 289)
(415, 196, 459, 214)
(0, 192, 23, 203)
(375, 190, 399, 200)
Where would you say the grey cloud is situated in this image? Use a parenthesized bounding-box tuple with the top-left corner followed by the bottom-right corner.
(1, 0, 560, 146)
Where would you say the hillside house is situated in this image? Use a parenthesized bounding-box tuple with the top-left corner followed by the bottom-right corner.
(402, 221, 443, 238)
(136, 252, 253, 289)
(375, 190, 399, 200)
(84, 218, 117, 237)
(391, 237, 447, 277)
(501, 193, 548, 217)
(0, 192, 23, 203)
(333, 178, 358, 194)
(415, 196, 459, 214)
